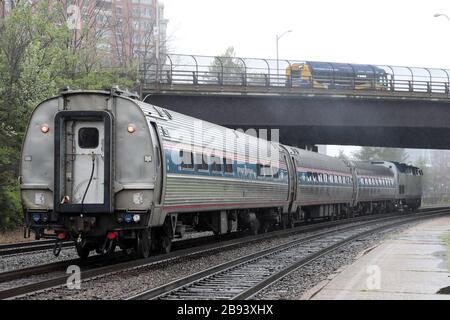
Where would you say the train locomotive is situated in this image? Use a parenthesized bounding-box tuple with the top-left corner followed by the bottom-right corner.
(20, 88, 423, 259)
(286, 61, 389, 90)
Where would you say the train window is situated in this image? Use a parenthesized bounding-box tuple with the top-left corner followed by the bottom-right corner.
(78, 127, 99, 149)
(211, 156, 222, 172)
(318, 173, 323, 183)
(180, 150, 194, 170)
(223, 158, 233, 174)
(195, 153, 209, 171)
(272, 167, 280, 179)
(313, 172, 318, 182)
(323, 174, 328, 183)
(257, 164, 272, 177)
(155, 146, 161, 168)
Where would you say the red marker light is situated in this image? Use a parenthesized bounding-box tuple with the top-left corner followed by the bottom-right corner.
(57, 233, 66, 240)
(127, 124, 136, 134)
(107, 232, 117, 240)
(41, 124, 49, 134)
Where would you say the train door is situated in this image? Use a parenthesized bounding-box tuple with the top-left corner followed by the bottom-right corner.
(280, 147, 297, 213)
(54, 111, 112, 214)
(148, 121, 163, 205)
(351, 167, 359, 206)
(71, 121, 104, 204)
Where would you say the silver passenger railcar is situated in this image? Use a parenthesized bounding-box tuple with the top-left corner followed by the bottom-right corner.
(352, 161, 397, 214)
(20, 88, 423, 259)
(287, 147, 354, 221)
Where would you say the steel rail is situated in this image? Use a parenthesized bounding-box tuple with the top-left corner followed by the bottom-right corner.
(232, 213, 441, 300)
(1, 206, 446, 300)
(128, 209, 448, 300)
(0, 240, 72, 256)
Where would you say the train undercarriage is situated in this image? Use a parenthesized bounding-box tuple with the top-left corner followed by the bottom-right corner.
(27, 197, 422, 260)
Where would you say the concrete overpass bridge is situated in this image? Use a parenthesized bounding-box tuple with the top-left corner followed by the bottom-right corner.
(139, 54, 450, 149)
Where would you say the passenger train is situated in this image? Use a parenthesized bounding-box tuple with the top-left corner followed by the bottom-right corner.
(20, 88, 422, 259)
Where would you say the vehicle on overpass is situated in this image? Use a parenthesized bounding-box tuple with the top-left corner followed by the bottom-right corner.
(286, 61, 389, 90)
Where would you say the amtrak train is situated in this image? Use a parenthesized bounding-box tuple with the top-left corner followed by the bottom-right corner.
(20, 88, 422, 259)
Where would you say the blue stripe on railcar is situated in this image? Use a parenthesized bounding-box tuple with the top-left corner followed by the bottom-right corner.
(164, 150, 289, 183)
(297, 172, 353, 187)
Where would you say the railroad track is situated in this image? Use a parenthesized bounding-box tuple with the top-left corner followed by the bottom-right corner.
(128, 209, 449, 300)
(0, 239, 72, 256)
(1, 207, 447, 300)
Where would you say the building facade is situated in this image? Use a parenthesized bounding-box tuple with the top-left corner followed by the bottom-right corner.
(75, 0, 168, 65)
(1, 0, 168, 65)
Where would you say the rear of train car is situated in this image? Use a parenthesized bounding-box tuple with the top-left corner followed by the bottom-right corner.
(20, 89, 292, 258)
(20, 89, 168, 257)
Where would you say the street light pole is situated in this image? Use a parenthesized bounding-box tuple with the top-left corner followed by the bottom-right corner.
(276, 30, 292, 82)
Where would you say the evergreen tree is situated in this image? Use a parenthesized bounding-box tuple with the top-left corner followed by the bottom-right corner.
(0, 1, 137, 230)
(352, 147, 409, 163)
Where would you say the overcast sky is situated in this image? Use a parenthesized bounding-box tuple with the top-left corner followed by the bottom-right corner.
(162, 0, 450, 155)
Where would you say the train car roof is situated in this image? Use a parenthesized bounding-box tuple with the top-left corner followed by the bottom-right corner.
(306, 61, 386, 75)
(352, 161, 395, 177)
(286, 146, 350, 173)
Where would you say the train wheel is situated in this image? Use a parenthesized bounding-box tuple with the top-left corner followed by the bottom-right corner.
(76, 243, 92, 261)
(159, 235, 172, 254)
(261, 222, 270, 233)
(136, 228, 151, 259)
(250, 217, 260, 235)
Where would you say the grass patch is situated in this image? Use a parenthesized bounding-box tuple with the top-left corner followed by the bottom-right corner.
(0, 228, 30, 244)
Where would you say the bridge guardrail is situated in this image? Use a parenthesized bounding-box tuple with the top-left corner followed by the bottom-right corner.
(139, 54, 450, 98)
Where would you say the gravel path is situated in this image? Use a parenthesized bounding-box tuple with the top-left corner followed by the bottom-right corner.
(0, 248, 78, 274)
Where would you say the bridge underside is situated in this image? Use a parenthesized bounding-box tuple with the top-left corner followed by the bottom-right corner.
(144, 93, 450, 149)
